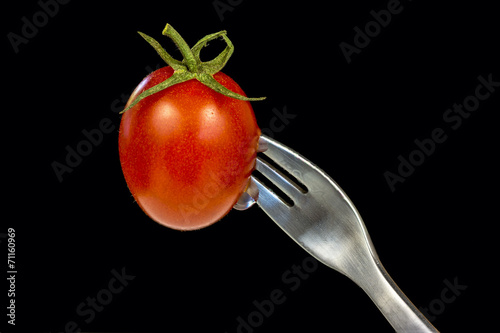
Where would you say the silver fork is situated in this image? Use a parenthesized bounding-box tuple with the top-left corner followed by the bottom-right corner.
(235, 135, 439, 332)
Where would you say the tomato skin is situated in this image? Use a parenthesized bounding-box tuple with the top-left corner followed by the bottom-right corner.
(119, 66, 260, 230)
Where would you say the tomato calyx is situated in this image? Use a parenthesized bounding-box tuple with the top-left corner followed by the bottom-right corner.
(120, 24, 265, 114)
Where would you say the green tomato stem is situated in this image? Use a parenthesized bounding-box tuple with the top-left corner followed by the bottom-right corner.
(120, 23, 265, 114)
(137, 31, 185, 71)
(162, 24, 199, 73)
(195, 33, 234, 75)
(121, 72, 195, 113)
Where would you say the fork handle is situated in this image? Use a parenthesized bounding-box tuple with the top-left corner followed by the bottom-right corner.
(356, 259, 439, 332)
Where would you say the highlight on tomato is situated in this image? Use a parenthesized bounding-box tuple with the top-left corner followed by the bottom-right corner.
(119, 24, 265, 230)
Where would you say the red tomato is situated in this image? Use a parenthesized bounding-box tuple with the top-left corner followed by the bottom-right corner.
(119, 66, 261, 230)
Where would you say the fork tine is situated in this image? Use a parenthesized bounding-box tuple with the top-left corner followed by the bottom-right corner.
(251, 175, 292, 216)
(256, 158, 304, 205)
(259, 135, 318, 186)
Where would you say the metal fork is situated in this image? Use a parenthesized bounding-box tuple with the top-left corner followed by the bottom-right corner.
(236, 135, 439, 332)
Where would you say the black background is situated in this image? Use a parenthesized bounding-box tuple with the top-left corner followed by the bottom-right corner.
(4, 0, 499, 332)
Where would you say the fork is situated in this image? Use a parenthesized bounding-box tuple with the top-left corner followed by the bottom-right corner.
(236, 135, 439, 332)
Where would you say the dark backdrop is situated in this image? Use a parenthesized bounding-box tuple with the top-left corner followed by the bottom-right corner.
(5, 0, 499, 332)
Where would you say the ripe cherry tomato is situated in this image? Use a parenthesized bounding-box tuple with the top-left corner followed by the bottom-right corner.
(119, 66, 261, 230)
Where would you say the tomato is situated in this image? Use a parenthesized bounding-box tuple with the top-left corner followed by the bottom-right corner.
(119, 66, 261, 230)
